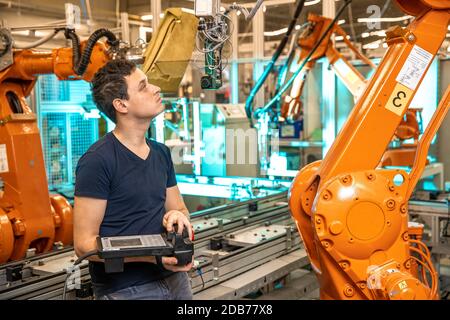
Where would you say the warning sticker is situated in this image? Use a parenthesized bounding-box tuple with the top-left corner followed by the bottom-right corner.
(398, 280, 408, 290)
(0, 144, 9, 173)
(396, 45, 433, 91)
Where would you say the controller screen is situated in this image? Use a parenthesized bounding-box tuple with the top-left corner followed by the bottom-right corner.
(110, 238, 142, 247)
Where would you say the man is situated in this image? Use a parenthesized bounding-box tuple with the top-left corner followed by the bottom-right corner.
(74, 59, 193, 300)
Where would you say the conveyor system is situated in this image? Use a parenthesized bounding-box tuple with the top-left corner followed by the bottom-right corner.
(0, 192, 311, 300)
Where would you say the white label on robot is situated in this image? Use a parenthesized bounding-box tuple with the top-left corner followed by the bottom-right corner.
(0, 144, 9, 173)
(396, 45, 433, 91)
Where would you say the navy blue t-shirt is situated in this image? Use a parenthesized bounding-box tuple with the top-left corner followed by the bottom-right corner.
(74, 132, 177, 295)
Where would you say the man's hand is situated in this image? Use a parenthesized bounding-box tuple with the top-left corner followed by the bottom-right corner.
(161, 210, 194, 272)
(163, 210, 193, 240)
(161, 256, 193, 272)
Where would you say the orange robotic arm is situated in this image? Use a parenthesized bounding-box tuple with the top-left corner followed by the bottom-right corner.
(281, 13, 376, 123)
(380, 108, 427, 167)
(282, 13, 424, 169)
(0, 28, 117, 263)
(289, 0, 449, 300)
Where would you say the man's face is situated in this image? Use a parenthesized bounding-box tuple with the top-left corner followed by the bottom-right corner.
(123, 68, 163, 120)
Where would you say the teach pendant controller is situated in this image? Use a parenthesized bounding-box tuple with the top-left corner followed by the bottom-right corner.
(97, 228, 193, 273)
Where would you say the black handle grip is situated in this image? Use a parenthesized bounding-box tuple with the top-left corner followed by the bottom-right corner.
(168, 224, 193, 266)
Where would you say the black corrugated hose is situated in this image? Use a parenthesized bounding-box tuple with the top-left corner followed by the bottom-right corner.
(244, 0, 307, 123)
(64, 29, 81, 72)
(64, 28, 119, 77)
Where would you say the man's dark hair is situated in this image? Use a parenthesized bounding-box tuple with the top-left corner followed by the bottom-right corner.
(91, 59, 136, 123)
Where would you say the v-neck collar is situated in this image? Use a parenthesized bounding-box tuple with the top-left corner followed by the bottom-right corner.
(110, 132, 151, 162)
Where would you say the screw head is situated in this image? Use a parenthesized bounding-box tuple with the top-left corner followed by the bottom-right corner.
(321, 240, 331, 249)
(344, 285, 355, 297)
(366, 172, 375, 181)
(402, 232, 409, 241)
(340, 175, 352, 185)
(400, 204, 407, 214)
(386, 199, 395, 209)
(322, 190, 332, 200)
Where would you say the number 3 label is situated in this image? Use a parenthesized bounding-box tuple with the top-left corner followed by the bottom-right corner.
(392, 91, 407, 108)
(386, 83, 413, 116)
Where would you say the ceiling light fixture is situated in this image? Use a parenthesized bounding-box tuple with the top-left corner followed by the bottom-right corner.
(305, 0, 321, 6)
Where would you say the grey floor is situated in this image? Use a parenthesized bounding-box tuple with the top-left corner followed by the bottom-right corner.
(240, 269, 320, 300)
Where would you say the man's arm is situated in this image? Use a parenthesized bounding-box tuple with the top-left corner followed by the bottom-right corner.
(165, 185, 189, 216)
(73, 196, 155, 263)
(73, 196, 106, 259)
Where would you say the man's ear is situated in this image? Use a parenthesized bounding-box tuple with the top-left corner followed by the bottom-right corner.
(112, 98, 128, 116)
